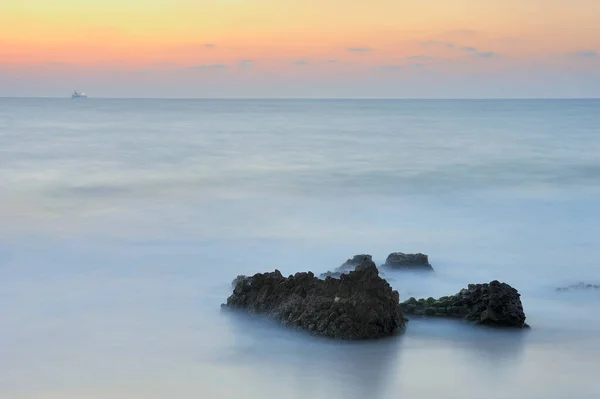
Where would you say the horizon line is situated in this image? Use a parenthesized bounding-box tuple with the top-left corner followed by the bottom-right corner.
(1, 96, 600, 101)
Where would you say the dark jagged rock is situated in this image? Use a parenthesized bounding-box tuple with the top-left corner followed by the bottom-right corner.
(556, 282, 600, 292)
(383, 252, 434, 272)
(231, 275, 246, 288)
(400, 280, 528, 328)
(319, 254, 374, 279)
(320, 254, 374, 279)
(223, 263, 406, 340)
(342, 254, 373, 268)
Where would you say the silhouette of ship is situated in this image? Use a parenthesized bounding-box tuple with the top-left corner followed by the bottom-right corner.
(71, 90, 87, 99)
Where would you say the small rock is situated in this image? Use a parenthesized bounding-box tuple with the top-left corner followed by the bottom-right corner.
(319, 254, 375, 279)
(555, 282, 600, 292)
(383, 252, 434, 272)
(399, 280, 528, 328)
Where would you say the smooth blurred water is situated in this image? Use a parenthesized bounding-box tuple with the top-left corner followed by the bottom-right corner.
(1, 98, 599, 399)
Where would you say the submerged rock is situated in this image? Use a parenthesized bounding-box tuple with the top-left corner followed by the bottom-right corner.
(383, 252, 434, 272)
(400, 280, 528, 328)
(319, 254, 374, 279)
(223, 263, 406, 340)
(556, 282, 600, 292)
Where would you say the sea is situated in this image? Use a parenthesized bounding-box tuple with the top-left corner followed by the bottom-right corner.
(1, 98, 599, 399)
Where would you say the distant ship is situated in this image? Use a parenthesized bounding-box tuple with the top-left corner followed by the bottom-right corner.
(71, 90, 88, 99)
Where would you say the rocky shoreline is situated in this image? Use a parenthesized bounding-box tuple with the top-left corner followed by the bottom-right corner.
(223, 252, 530, 338)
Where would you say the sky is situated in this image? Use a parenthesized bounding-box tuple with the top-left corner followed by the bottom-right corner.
(1, 0, 599, 98)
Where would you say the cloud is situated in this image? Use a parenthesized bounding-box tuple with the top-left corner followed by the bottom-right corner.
(570, 50, 598, 58)
(423, 41, 497, 58)
(293, 59, 308, 65)
(422, 41, 497, 57)
(432, 59, 468, 67)
(422, 40, 457, 49)
(188, 64, 227, 70)
(347, 47, 371, 53)
(237, 59, 253, 68)
(406, 55, 433, 61)
(409, 63, 425, 68)
(475, 51, 497, 58)
(327, 59, 337, 63)
(205, 43, 216, 49)
(378, 65, 402, 71)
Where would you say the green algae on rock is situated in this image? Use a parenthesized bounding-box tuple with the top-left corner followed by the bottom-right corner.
(400, 280, 528, 328)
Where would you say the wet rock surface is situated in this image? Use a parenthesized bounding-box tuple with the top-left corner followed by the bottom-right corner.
(319, 254, 374, 279)
(383, 252, 434, 272)
(556, 282, 600, 292)
(223, 263, 406, 340)
(400, 280, 528, 328)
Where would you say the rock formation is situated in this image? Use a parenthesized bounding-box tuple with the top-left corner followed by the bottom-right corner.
(231, 275, 246, 288)
(223, 262, 406, 340)
(383, 252, 434, 272)
(399, 280, 528, 328)
(319, 254, 374, 279)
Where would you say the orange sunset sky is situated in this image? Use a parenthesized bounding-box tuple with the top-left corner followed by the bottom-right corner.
(1, 0, 599, 97)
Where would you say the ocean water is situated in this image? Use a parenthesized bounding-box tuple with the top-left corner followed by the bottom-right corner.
(1, 98, 599, 399)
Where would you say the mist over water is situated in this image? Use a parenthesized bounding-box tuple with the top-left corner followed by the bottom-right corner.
(1, 98, 599, 398)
